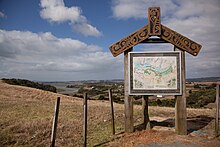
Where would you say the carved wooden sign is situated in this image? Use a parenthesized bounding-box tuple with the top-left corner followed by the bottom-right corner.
(148, 7, 161, 36)
(161, 25, 202, 56)
(109, 25, 149, 57)
(109, 7, 202, 57)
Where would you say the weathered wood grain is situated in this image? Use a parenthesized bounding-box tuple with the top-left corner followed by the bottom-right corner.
(109, 25, 149, 57)
(161, 25, 202, 56)
(148, 7, 161, 36)
(124, 48, 134, 132)
(174, 47, 187, 135)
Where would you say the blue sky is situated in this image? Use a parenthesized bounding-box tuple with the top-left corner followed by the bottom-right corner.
(0, 0, 220, 81)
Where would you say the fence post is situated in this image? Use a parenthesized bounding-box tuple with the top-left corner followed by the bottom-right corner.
(83, 93, 88, 147)
(51, 97, 60, 147)
(216, 84, 219, 137)
(109, 89, 115, 135)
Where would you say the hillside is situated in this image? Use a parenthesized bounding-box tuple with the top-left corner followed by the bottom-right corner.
(187, 77, 220, 82)
(0, 80, 219, 146)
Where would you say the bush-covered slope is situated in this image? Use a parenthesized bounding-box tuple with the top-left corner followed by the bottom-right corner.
(2, 78, 56, 93)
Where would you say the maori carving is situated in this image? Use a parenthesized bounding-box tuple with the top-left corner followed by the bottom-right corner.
(109, 7, 202, 57)
(148, 7, 161, 36)
(109, 25, 150, 57)
(161, 25, 202, 56)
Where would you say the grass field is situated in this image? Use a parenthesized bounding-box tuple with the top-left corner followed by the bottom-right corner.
(0, 80, 219, 146)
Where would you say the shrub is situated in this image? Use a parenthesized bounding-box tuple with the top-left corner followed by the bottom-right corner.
(194, 84, 200, 88)
(98, 95, 105, 100)
(73, 94, 83, 98)
(186, 88, 216, 108)
(112, 96, 121, 103)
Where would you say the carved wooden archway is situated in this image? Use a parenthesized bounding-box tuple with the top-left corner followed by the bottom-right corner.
(109, 7, 202, 135)
(110, 7, 201, 57)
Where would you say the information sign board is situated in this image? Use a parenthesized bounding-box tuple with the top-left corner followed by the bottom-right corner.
(129, 52, 182, 95)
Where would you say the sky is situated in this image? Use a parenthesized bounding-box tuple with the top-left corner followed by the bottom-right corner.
(0, 0, 219, 81)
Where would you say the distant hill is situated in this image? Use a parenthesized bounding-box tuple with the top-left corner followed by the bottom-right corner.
(2, 78, 57, 93)
(186, 77, 220, 82)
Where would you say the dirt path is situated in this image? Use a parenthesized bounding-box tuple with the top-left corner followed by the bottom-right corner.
(106, 128, 220, 147)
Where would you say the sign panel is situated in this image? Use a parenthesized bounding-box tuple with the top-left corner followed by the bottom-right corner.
(129, 52, 182, 95)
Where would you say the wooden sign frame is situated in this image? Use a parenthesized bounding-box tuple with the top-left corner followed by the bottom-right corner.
(108, 7, 201, 135)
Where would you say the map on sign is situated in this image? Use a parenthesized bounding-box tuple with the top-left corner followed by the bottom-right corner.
(133, 56, 177, 89)
(129, 52, 181, 95)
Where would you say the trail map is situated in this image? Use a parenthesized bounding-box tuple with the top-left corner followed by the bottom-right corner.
(133, 56, 177, 90)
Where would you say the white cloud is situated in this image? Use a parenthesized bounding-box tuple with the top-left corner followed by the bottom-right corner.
(40, 3, 83, 23)
(40, 0, 102, 37)
(0, 11, 6, 18)
(112, 0, 220, 78)
(111, 0, 177, 19)
(72, 23, 102, 37)
(0, 29, 122, 81)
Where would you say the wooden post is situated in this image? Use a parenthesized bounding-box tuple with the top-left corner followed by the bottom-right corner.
(83, 93, 88, 147)
(142, 96, 151, 129)
(216, 84, 219, 137)
(109, 89, 115, 135)
(174, 47, 187, 135)
(124, 47, 134, 132)
(51, 97, 60, 147)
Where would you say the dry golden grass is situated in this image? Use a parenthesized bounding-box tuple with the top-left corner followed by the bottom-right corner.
(0, 80, 126, 146)
(0, 80, 82, 146)
(0, 80, 219, 147)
